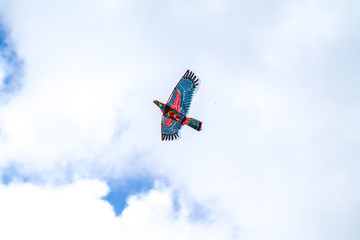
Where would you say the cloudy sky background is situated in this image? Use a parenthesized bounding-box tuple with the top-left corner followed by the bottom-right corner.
(0, 0, 359, 239)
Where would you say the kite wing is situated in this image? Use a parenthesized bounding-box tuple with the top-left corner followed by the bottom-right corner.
(161, 116, 183, 140)
(166, 70, 200, 116)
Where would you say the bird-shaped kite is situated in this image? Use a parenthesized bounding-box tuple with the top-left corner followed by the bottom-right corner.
(154, 70, 202, 141)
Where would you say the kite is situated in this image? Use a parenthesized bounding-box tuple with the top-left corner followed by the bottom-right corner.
(154, 70, 202, 141)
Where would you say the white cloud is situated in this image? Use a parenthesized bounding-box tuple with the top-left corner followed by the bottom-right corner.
(259, 1, 339, 69)
(0, 0, 139, 177)
(0, 56, 5, 88)
(0, 179, 116, 240)
(0, 0, 359, 239)
(0, 179, 234, 240)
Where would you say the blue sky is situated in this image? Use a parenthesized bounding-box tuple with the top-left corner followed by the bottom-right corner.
(103, 175, 156, 216)
(0, 0, 360, 239)
(0, 23, 22, 95)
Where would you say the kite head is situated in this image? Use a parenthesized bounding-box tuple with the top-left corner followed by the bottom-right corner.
(153, 100, 165, 112)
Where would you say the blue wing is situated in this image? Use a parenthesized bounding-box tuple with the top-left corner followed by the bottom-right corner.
(166, 70, 200, 116)
(161, 116, 183, 141)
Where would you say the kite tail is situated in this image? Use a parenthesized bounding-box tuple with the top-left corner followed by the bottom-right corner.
(185, 118, 202, 131)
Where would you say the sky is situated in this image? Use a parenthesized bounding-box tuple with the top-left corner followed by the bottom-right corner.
(0, 0, 360, 239)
